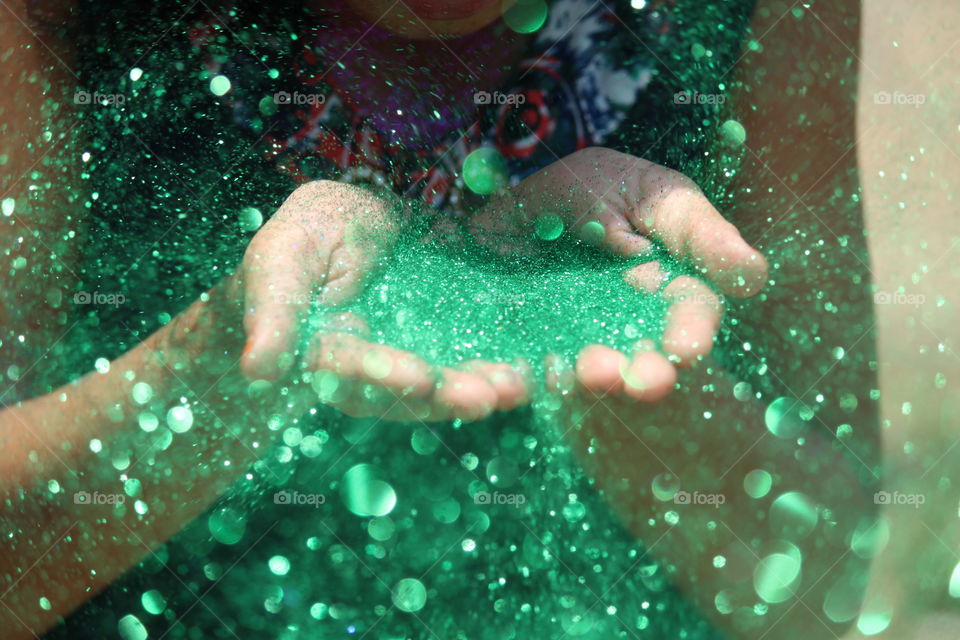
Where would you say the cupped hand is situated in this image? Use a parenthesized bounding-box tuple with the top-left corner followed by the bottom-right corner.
(237, 180, 529, 421)
(467, 146, 768, 399)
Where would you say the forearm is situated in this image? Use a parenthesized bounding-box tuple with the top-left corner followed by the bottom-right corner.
(572, 360, 869, 639)
(0, 272, 290, 638)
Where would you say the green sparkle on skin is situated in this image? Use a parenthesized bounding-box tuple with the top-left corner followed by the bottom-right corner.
(138, 411, 159, 432)
(462, 147, 508, 195)
(534, 214, 564, 241)
(579, 220, 606, 246)
(392, 578, 427, 612)
(651, 473, 680, 501)
(753, 553, 801, 603)
(764, 397, 809, 439)
(856, 607, 893, 636)
(123, 478, 141, 498)
(39, 597, 51, 610)
(769, 491, 819, 540)
(268, 555, 291, 576)
(166, 405, 194, 433)
(94, 357, 110, 374)
(131, 382, 153, 405)
(141, 589, 166, 615)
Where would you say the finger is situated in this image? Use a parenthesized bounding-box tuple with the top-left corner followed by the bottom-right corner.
(306, 332, 437, 398)
(631, 174, 768, 298)
(623, 260, 670, 293)
(622, 340, 677, 402)
(241, 217, 324, 381)
(428, 367, 499, 422)
(577, 212, 654, 258)
(661, 276, 723, 367)
(459, 359, 532, 411)
(575, 345, 628, 396)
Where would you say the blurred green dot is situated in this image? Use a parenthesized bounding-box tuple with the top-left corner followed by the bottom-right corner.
(462, 148, 508, 195)
(743, 469, 772, 499)
(210, 75, 232, 96)
(368, 516, 396, 541)
(720, 119, 747, 146)
(341, 463, 396, 517)
(534, 215, 564, 241)
(118, 614, 148, 640)
(268, 555, 290, 576)
(503, 0, 549, 33)
(141, 590, 166, 615)
(392, 578, 427, 612)
(208, 507, 246, 545)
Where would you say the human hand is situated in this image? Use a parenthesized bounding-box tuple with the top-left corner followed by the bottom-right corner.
(238, 180, 529, 421)
(467, 147, 768, 400)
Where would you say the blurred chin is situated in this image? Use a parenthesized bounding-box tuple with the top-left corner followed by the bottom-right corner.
(346, 0, 514, 38)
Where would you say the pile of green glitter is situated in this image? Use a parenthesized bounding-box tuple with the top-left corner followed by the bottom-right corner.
(316, 236, 671, 369)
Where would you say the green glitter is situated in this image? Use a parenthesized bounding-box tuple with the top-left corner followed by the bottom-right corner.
(503, 0, 549, 34)
(534, 214, 564, 241)
(769, 491, 819, 540)
(268, 555, 291, 576)
(117, 614, 148, 640)
(462, 147, 508, 195)
(166, 405, 194, 433)
(340, 463, 397, 517)
(719, 119, 747, 147)
(392, 578, 427, 613)
(208, 507, 246, 545)
(743, 469, 773, 499)
(326, 237, 669, 368)
(141, 590, 166, 615)
(210, 74, 232, 96)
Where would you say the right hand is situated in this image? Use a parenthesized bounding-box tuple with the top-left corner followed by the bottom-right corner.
(238, 180, 529, 421)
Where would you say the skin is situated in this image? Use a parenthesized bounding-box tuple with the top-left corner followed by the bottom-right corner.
(0, 1, 760, 637)
(8, 0, 951, 638)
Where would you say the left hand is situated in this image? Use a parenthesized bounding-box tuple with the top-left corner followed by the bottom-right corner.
(466, 146, 768, 400)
